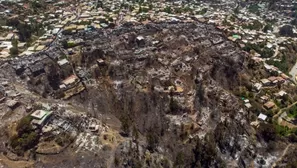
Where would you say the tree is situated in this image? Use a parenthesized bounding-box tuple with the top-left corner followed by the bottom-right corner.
(291, 18, 297, 26)
(197, 83, 204, 104)
(10, 47, 18, 57)
(257, 123, 277, 142)
(169, 96, 179, 113)
(96, 0, 103, 8)
(279, 25, 294, 37)
(10, 36, 18, 57)
(17, 23, 32, 42)
(163, 6, 172, 14)
(120, 115, 130, 136)
(263, 24, 273, 33)
(175, 151, 185, 167)
(9, 115, 39, 155)
(17, 116, 32, 135)
(132, 125, 139, 141)
(146, 130, 159, 151)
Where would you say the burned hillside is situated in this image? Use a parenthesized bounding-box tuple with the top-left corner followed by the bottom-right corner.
(1, 22, 284, 167)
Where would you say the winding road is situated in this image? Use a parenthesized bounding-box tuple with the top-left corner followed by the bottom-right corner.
(271, 144, 293, 168)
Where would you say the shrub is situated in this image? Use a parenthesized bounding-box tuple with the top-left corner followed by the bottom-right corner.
(9, 116, 39, 155)
(146, 130, 159, 151)
(10, 47, 18, 57)
(279, 25, 294, 37)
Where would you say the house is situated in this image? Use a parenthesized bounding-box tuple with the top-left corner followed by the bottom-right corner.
(77, 25, 85, 31)
(261, 79, 271, 86)
(0, 87, 5, 102)
(253, 82, 262, 91)
(96, 59, 106, 66)
(35, 45, 45, 51)
(17, 43, 26, 49)
(280, 73, 289, 80)
(264, 101, 276, 109)
(27, 46, 35, 51)
(6, 99, 19, 109)
(57, 58, 69, 67)
(258, 113, 267, 121)
(245, 103, 252, 109)
(29, 63, 45, 77)
(275, 90, 287, 97)
(268, 76, 278, 84)
(5, 33, 14, 40)
(62, 75, 79, 86)
(260, 95, 269, 103)
(88, 123, 100, 132)
(243, 99, 250, 103)
(136, 36, 145, 46)
(31, 110, 53, 126)
(0, 50, 10, 58)
(251, 56, 263, 64)
(276, 76, 285, 83)
(0, 41, 12, 49)
(264, 64, 272, 71)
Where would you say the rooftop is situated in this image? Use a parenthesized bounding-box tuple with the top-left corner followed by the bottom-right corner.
(62, 75, 78, 85)
(57, 58, 69, 66)
(31, 110, 47, 119)
(258, 113, 267, 121)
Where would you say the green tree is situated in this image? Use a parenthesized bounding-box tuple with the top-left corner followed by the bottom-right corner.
(146, 130, 159, 151)
(175, 151, 185, 166)
(163, 6, 172, 14)
(10, 36, 18, 57)
(120, 116, 130, 136)
(263, 24, 273, 33)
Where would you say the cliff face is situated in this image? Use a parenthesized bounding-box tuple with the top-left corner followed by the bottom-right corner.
(6, 22, 271, 167)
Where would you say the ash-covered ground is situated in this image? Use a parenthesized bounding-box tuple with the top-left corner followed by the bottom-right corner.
(0, 22, 288, 167)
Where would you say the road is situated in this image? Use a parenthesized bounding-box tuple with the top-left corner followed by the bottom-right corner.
(272, 44, 279, 58)
(271, 144, 293, 168)
(289, 60, 297, 82)
(273, 101, 297, 120)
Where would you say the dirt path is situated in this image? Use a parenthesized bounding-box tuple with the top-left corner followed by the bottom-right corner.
(271, 144, 293, 168)
(273, 101, 297, 120)
(289, 56, 297, 82)
(0, 154, 34, 168)
(272, 45, 279, 58)
(278, 117, 297, 129)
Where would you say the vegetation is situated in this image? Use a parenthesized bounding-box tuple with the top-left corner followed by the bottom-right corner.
(9, 116, 39, 155)
(263, 24, 273, 33)
(266, 56, 289, 73)
(163, 6, 172, 14)
(174, 152, 185, 166)
(6, 18, 44, 42)
(280, 149, 297, 167)
(61, 40, 77, 48)
(169, 97, 179, 113)
(197, 8, 208, 15)
(248, 4, 260, 15)
(10, 37, 18, 57)
(242, 20, 263, 31)
(120, 115, 131, 136)
(286, 104, 297, 118)
(138, 6, 149, 14)
(290, 18, 297, 27)
(279, 25, 294, 37)
(146, 130, 159, 151)
(243, 43, 274, 58)
(192, 134, 225, 167)
(257, 122, 297, 142)
(55, 133, 74, 146)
